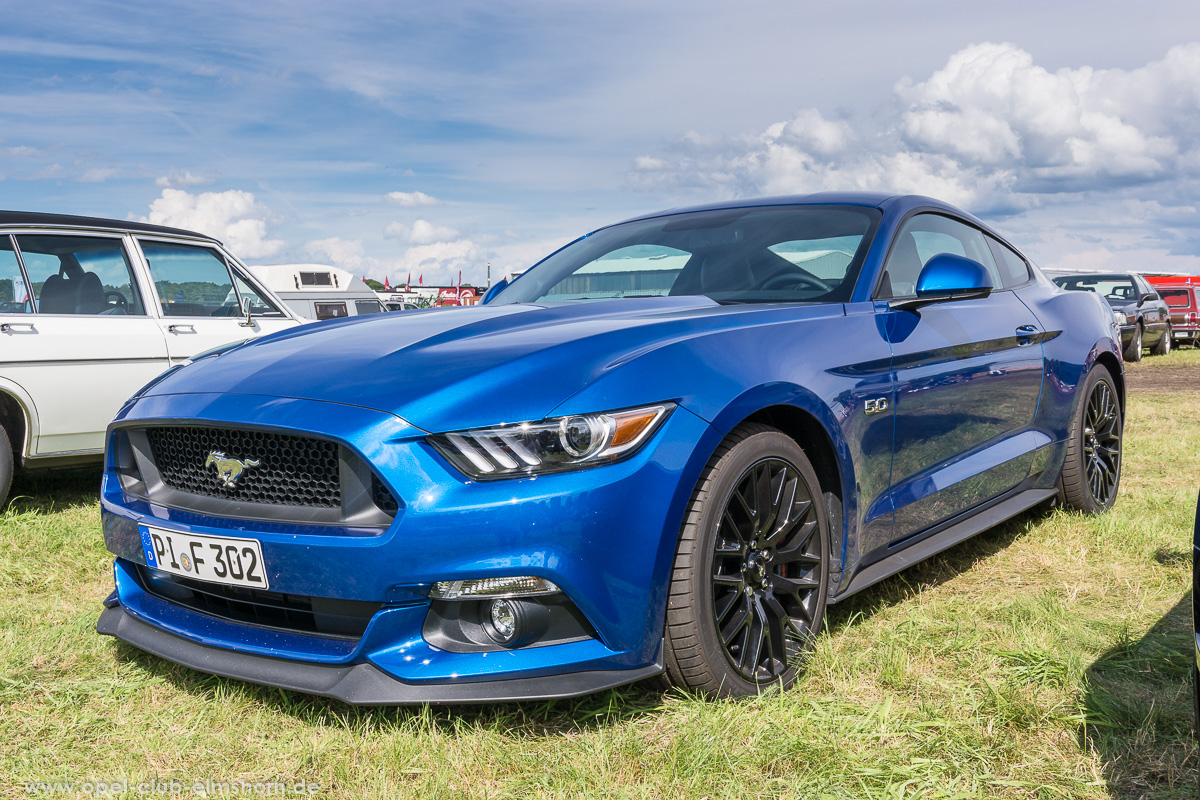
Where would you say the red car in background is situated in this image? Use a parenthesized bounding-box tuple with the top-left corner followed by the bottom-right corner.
(1145, 275, 1200, 349)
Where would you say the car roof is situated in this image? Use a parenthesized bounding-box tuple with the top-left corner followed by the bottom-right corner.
(0, 210, 214, 241)
(614, 192, 976, 226)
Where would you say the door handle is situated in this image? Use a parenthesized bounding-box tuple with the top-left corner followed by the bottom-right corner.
(167, 323, 196, 333)
(0, 322, 35, 332)
(1015, 325, 1039, 345)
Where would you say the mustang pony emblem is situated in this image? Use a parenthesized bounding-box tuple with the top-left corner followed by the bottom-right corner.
(205, 451, 261, 488)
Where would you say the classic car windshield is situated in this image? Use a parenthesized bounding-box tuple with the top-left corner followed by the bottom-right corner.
(494, 205, 881, 305)
(1052, 275, 1139, 304)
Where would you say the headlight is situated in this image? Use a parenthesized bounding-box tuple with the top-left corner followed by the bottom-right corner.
(429, 403, 674, 479)
(1113, 311, 1128, 325)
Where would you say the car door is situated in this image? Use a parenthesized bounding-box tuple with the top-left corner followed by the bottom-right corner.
(875, 213, 1045, 543)
(132, 238, 297, 363)
(0, 232, 171, 456)
(1134, 275, 1170, 345)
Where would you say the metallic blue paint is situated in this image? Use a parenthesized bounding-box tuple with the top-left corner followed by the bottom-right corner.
(98, 193, 1123, 702)
(914, 253, 993, 297)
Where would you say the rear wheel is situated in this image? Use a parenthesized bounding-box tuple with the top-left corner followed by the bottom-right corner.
(0, 425, 11, 511)
(1058, 366, 1122, 513)
(1123, 324, 1143, 362)
(663, 424, 829, 697)
(1151, 325, 1172, 356)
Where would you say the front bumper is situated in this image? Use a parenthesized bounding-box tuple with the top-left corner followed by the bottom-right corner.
(99, 392, 716, 702)
(97, 603, 663, 704)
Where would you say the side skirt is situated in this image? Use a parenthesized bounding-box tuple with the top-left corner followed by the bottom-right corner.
(830, 486, 1057, 603)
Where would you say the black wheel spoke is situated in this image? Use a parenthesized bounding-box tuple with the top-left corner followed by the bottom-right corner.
(708, 455, 826, 684)
(1081, 377, 1122, 506)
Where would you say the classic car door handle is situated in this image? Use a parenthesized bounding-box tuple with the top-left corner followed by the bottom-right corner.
(1015, 324, 1039, 345)
(167, 323, 196, 333)
(0, 322, 35, 332)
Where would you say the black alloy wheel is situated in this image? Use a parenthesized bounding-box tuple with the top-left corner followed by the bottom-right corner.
(664, 424, 829, 697)
(1152, 325, 1172, 356)
(1059, 367, 1122, 513)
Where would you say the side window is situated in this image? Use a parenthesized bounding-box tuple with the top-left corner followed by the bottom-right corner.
(987, 237, 1032, 289)
(0, 236, 32, 314)
(355, 299, 383, 315)
(878, 214, 1000, 299)
(15, 234, 145, 315)
(140, 242, 238, 317)
(314, 302, 348, 320)
(231, 271, 283, 316)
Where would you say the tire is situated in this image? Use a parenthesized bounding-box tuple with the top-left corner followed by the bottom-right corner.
(663, 423, 829, 697)
(0, 425, 11, 511)
(1057, 366, 1122, 513)
(1152, 325, 1171, 356)
(1123, 324, 1143, 362)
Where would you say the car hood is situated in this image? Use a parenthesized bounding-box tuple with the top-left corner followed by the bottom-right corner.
(140, 296, 793, 432)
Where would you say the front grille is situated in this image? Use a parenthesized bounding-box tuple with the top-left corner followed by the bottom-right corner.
(137, 566, 381, 639)
(146, 426, 342, 508)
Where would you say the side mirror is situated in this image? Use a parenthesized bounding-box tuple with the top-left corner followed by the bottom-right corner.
(238, 295, 255, 328)
(889, 253, 993, 311)
(482, 277, 509, 305)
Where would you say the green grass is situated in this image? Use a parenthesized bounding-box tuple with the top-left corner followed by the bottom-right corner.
(2, 353, 1198, 799)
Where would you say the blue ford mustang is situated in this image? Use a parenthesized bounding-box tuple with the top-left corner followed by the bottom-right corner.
(97, 193, 1124, 703)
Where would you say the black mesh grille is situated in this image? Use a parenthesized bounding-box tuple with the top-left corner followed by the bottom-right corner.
(372, 474, 399, 515)
(146, 426, 341, 508)
(137, 566, 381, 639)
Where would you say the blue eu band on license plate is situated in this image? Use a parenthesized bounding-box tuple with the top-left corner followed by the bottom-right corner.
(138, 524, 269, 589)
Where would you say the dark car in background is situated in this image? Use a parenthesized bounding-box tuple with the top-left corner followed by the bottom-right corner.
(1052, 273, 1171, 361)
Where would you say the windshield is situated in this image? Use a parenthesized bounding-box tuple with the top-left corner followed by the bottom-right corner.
(493, 205, 881, 305)
(1052, 275, 1139, 304)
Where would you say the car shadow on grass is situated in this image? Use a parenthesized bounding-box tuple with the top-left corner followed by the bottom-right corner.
(5, 466, 102, 513)
(1083, 591, 1198, 799)
(824, 501, 1056, 633)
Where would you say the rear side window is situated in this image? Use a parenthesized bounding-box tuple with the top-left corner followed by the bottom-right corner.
(878, 214, 999, 298)
(16, 234, 145, 315)
(1160, 289, 1191, 308)
(355, 299, 383, 315)
(0, 236, 32, 314)
(987, 237, 1032, 288)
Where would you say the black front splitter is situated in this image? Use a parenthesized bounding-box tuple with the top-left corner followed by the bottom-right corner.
(97, 604, 663, 705)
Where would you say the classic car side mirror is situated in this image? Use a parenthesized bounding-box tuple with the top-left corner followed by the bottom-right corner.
(482, 277, 509, 305)
(888, 253, 994, 311)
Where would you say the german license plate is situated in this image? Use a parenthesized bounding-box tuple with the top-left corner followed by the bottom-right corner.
(139, 524, 269, 589)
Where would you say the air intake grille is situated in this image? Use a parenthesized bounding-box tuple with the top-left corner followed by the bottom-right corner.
(138, 566, 380, 639)
(146, 426, 342, 508)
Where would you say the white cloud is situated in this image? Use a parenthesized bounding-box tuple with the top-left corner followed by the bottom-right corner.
(155, 169, 216, 188)
(384, 218, 460, 244)
(79, 167, 119, 183)
(305, 237, 369, 271)
(141, 189, 285, 258)
(386, 190, 442, 207)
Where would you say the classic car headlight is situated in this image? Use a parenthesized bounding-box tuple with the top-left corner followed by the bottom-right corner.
(1113, 311, 1129, 325)
(429, 403, 674, 479)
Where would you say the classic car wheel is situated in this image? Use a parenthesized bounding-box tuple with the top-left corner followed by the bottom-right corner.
(1058, 367, 1122, 513)
(0, 425, 11, 510)
(1123, 324, 1143, 362)
(1152, 325, 1171, 356)
(664, 424, 829, 696)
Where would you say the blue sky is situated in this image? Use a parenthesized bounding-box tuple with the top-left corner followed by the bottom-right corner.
(4, 1, 1200, 285)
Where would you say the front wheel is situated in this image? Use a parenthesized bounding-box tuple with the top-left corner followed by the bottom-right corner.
(1058, 366, 1122, 513)
(663, 424, 829, 697)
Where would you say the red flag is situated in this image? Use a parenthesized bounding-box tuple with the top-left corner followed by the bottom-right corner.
(456, 270, 462, 294)
(405, 272, 411, 292)
(419, 274, 423, 285)
(383, 275, 391, 291)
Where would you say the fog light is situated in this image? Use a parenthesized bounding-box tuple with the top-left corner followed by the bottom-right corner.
(489, 599, 518, 643)
(429, 575, 561, 600)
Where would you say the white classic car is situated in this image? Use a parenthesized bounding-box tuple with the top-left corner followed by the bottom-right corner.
(0, 212, 301, 507)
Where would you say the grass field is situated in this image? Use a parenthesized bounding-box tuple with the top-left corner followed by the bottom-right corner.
(2, 351, 1198, 799)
